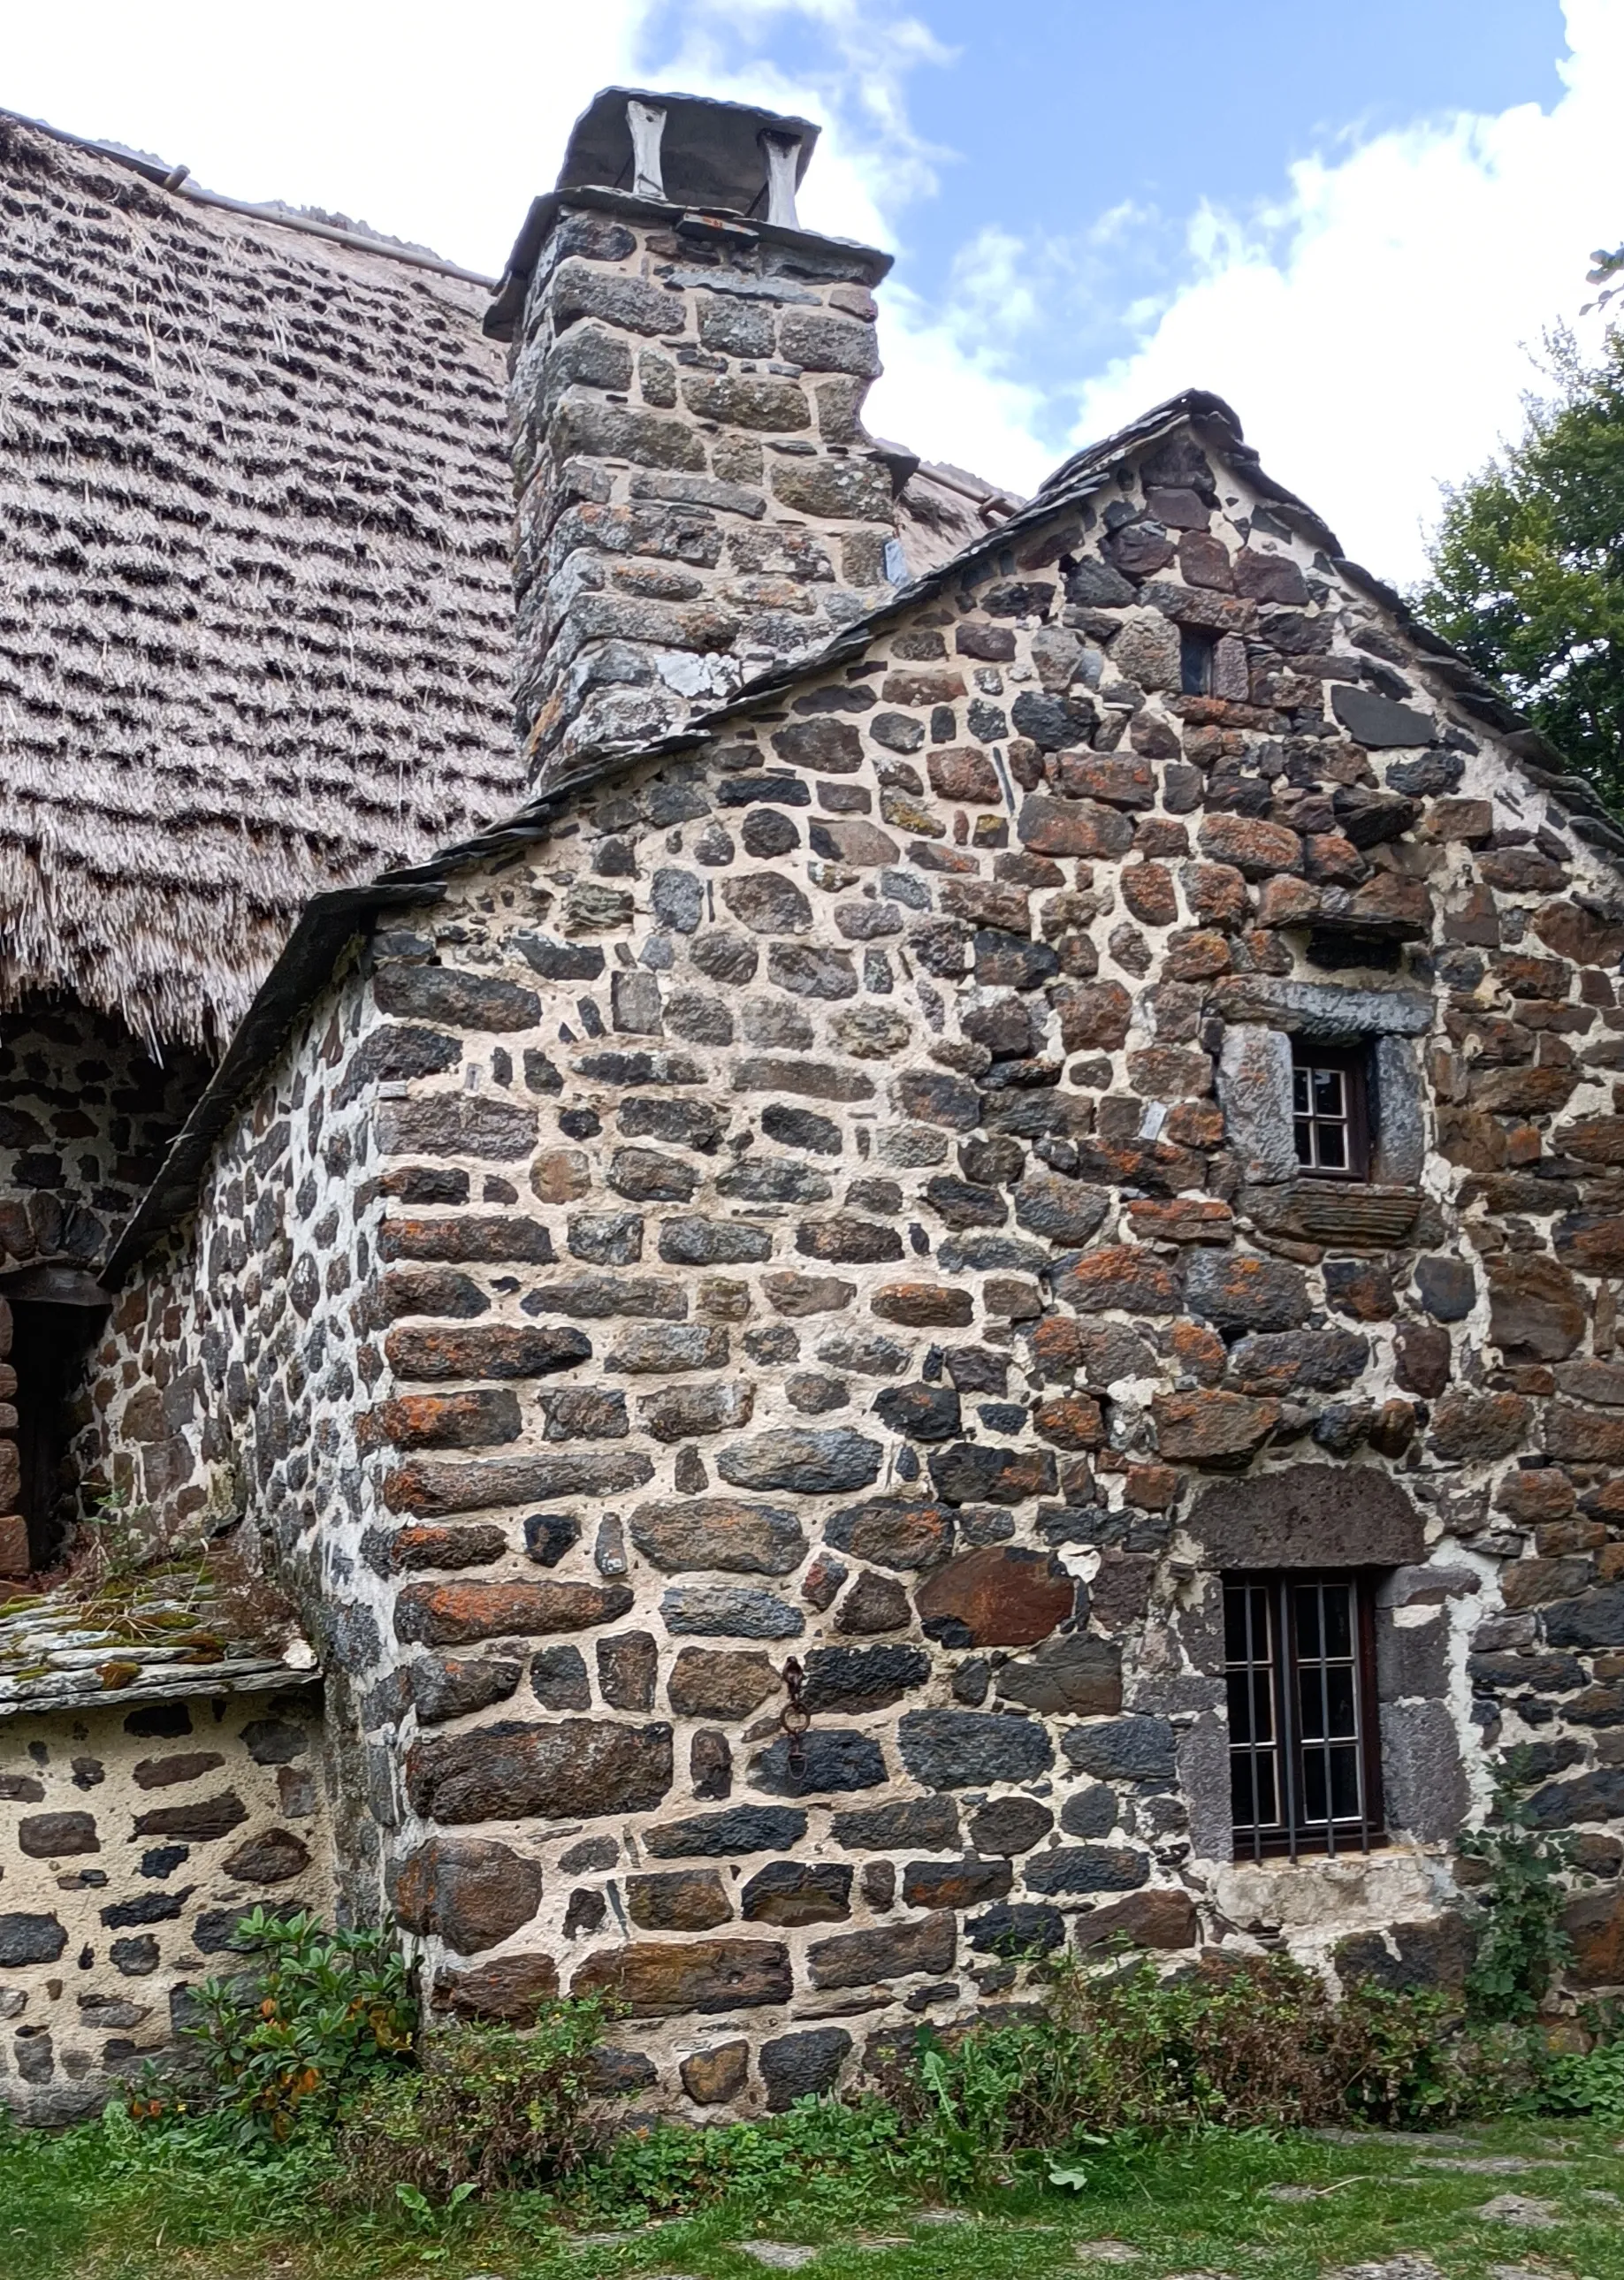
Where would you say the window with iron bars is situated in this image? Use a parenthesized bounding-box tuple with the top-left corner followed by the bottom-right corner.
(1224, 1572, 1384, 1861)
(1291, 1040, 1371, 1179)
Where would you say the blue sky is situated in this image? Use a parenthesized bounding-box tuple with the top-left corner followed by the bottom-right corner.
(4, 0, 1616, 580)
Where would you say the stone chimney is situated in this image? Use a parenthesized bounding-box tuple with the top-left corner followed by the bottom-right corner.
(486, 88, 903, 784)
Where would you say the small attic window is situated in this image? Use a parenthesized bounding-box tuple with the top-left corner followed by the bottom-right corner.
(1180, 629, 1216, 696)
(1292, 1042, 1371, 1180)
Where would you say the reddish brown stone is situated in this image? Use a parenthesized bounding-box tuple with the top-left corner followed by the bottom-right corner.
(1533, 904, 1624, 966)
(395, 1579, 633, 1646)
(871, 1282, 974, 1327)
(406, 1720, 672, 1825)
(0, 1512, 27, 1579)
(435, 1952, 560, 2021)
(1125, 1198, 1233, 1246)
(1556, 1212, 1624, 1277)
(901, 1857, 1012, 1910)
(391, 1835, 544, 1955)
(682, 2040, 751, 2104)
(1556, 1117, 1624, 1164)
(573, 1938, 791, 2016)
(763, 1272, 858, 1315)
(1183, 862, 1251, 927)
(1545, 1405, 1624, 1465)
(1056, 1247, 1182, 1315)
(1153, 1391, 1280, 1467)
(1170, 1319, 1226, 1384)
(1032, 1394, 1106, 1450)
(1323, 1259, 1397, 1321)
(808, 1911, 956, 1990)
(1055, 980, 1132, 1052)
(383, 1522, 507, 1573)
(1304, 832, 1367, 884)
(1164, 927, 1231, 981)
(826, 1500, 954, 1569)
(1394, 1322, 1452, 1398)
(1428, 1390, 1532, 1462)
(1127, 1045, 1212, 1099)
(1563, 1886, 1624, 1986)
(1254, 875, 1323, 927)
(1118, 862, 1178, 926)
(385, 1323, 591, 1381)
(219, 1827, 312, 1885)
(667, 1648, 781, 1720)
(1499, 1471, 1579, 1524)
(915, 1545, 1075, 1648)
(928, 747, 1001, 803)
(133, 1792, 247, 1840)
(1074, 1888, 1198, 1951)
(1018, 795, 1135, 858)
(133, 1751, 225, 1789)
(835, 1568, 913, 1632)
(1198, 813, 1302, 879)
(1488, 1254, 1587, 1361)
(740, 1861, 853, 1925)
(626, 1870, 733, 1931)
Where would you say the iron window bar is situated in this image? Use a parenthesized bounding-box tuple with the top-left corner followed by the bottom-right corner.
(1224, 1573, 1384, 1862)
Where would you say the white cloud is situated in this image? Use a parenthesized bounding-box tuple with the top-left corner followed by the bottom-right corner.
(1065, 0, 1624, 584)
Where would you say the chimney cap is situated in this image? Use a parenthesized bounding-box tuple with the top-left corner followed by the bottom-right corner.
(558, 86, 820, 217)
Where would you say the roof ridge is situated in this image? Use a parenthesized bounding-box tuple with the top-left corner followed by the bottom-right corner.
(0, 103, 499, 290)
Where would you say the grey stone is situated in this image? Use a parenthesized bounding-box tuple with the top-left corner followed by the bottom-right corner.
(662, 1586, 805, 1639)
(1372, 1033, 1426, 1183)
(1022, 1845, 1149, 1895)
(1379, 1702, 1468, 1843)
(644, 1805, 808, 1857)
(658, 1216, 774, 1266)
(1189, 1463, 1424, 1569)
(1216, 1026, 1296, 1182)
(748, 1730, 888, 1794)
(1331, 685, 1437, 747)
(898, 1708, 1054, 1788)
(717, 1430, 883, 1495)
(631, 1498, 804, 1575)
(1062, 1716, 1177, 1782)
(832, 1796, 960, 1850)
(1214, 976, 1434, 1038)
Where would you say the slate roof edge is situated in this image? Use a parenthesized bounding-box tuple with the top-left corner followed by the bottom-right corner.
(100, 385, 1624, 1282)
(0, 103, 499, 288)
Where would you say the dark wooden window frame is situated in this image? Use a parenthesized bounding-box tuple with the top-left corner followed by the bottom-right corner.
(1224, 1569, 1385, 1863)
(1291, 1038, 1372, 1181)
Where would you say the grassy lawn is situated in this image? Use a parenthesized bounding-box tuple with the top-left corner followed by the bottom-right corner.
(5, 2112, 1622, 2280)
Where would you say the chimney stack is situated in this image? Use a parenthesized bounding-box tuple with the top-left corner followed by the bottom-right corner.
(487, 88, 903, 785)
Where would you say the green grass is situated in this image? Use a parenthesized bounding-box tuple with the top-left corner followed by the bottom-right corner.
(5, 2109, 1623, 2280)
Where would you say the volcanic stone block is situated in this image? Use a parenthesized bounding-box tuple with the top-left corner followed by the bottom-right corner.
(1056, 1247, 1183, 1315)
(1153, 1391, 1279, 1466)
(808, 1910, 956, 1990)
(1330, 685, 1436, 747)
(826, 1499, 954, 1569)
(637, 1382, 754, 1439)
(17, 1812, 99, 1857)
(435, 1952, 560, 2022)
(964, 1902, 1065, 1955)
(391, 1835, 544, 1955)
(386, 1323, 591, 1382)
(410, 1655, 522, 1725)
(926, 1445, 1058, 1506)
(395, 1579, 634, 1646)
(1188, 1463, 1423, 1569)
(132, 1792, 248, 1841)
(626, 1870, 733, 1931)
(1073, 1889, 1198, 1951)
(606, 1324, 730, 1372)
(915, 1545, 1074, 1647)
(995, 1635, 1124, 1718)
(0, 1914, 68, 1965)
(530, 1645, 591, 1710)
(385, 1449, 654, 1514)
(1378, 1700, 1468, 1843)
(661, 1586, 804, 1639)
(1023, 1845, 1149, 1897)
(598, 1632, 659, 1712)
(405, 1720, 673, 1825)
(644, 1805, 808, 1857)
(574, 1939, 792, 2016)
(682, 2039, 751, 2104)
(1062, 1716, 1177, 1782)
(667, 1648, 781, 1720)
(1429, 1390, 1531, 1462)
(219, 1828, 311, 1885)
(802, 1643, 931, 1712)
(966, 1796, 1054, 1855)
(759, 2025, 853, 2108)
(1186, 1250, 1308, 1333)
(748, 1730, 888, 1795)
(902, 1856, 1013, 1910)
(741, 1861, 854, 1925)
(898, 1709, 1054, 1789)
(832, 1796, 961, 1850)
(1563, 1885, 1624, 1986)
(630, 1497, 805, 1575)
(717, 1429, 883, 1494)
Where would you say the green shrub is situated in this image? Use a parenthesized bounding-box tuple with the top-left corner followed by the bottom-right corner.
(172, 1909, 416, 2139)
(566, 2095, 915, 2227)
(1460, 1764, 1575, 2022)
(331, 2002, 611, 2207)
(1543, 2033, 1624, 2123)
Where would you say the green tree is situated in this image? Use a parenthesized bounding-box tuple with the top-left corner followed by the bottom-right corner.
(1414, 323, 1624, 810)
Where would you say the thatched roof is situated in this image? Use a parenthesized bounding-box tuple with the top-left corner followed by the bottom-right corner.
(0, 114, 522, 1053)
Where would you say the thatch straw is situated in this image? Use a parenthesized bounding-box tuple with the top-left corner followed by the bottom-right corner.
(0, 117, 523, 1053)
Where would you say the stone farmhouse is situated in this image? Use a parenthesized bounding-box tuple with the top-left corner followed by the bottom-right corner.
(3, 85, 1623, 2124)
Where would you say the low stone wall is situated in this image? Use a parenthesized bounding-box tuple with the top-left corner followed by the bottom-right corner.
(0, 1685, 331, 2121)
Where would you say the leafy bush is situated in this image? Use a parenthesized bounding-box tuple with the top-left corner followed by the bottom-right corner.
(331, 2002, 612, 2206)
(875, 1952, 1540, 2192)
(1460, 1769, 1575, 2022)
(169, 1909, 416, 2139)
(1544, 2034, 1624, 2124)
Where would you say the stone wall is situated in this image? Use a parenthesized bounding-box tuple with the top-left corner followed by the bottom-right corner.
(75, 408, 1624, 2108)
(0, 999, 210, 1574)
(0, 1684, 331, 2121)
(506, 188, 896, 775)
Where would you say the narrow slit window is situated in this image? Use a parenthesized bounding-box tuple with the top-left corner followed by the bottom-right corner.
(1224, 1572, 1384, 1861)
(1179, 629, 1215, 696)
(1291, 1041, 1370, 1179)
